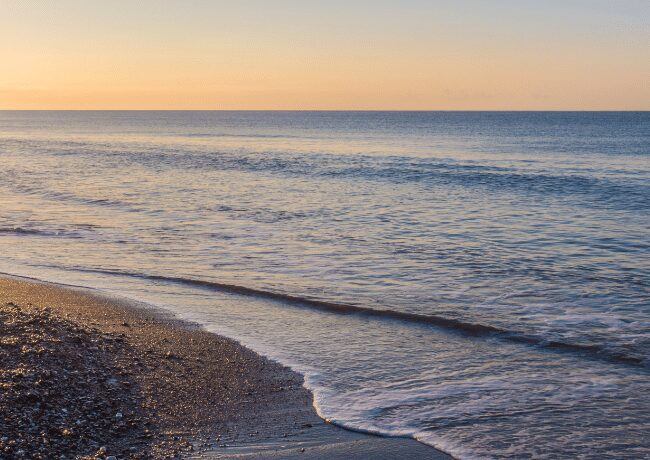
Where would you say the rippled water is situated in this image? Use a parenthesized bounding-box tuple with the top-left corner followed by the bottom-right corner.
(1, 111, 648, 458)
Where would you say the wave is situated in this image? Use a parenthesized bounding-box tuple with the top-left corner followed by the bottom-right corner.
(51, 266, 646, 368)
(0, 227, 48, 236)
(0, 180, 149, 214)
(179, 132, 310, 139)
(0, 227, 83, 239)
(5, 136, 649, 212)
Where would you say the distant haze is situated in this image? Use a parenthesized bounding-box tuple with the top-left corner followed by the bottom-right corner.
(1, 0, 648, 110)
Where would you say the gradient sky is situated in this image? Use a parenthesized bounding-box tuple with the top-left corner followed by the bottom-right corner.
(1, 0, 648, 110)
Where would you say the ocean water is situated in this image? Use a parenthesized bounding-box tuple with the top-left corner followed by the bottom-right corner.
(0, 111, 648, 459)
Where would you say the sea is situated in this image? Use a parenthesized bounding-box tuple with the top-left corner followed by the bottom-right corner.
(0, 111, 648, 459)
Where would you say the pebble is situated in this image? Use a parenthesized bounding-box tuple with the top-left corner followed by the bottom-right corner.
(0, 303, 193, 459)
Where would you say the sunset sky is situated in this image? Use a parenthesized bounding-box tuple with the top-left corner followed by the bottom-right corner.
(1, 0, 648, 110)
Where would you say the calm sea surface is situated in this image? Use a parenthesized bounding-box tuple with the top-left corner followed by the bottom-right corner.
(1, 111, 648, 458)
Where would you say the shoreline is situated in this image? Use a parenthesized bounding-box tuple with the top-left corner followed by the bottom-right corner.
(0, 274, 451, 459)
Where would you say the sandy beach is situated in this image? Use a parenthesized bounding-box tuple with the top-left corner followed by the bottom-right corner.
(0, 275, 449, 459)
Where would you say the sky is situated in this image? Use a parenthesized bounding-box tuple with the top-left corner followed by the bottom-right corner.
(1, 0, 648, 110)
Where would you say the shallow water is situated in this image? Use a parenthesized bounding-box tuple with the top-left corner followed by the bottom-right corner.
(1, 111, 649, 458)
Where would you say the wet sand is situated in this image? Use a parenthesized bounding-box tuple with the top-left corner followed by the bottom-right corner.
(0, 275, 451, 459)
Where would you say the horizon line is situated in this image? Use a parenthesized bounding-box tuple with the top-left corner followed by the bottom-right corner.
(1, 109, 648, 113)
